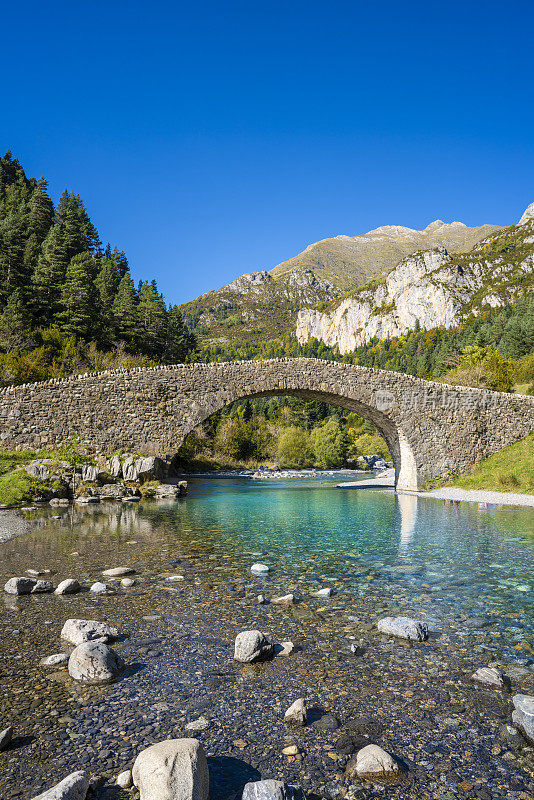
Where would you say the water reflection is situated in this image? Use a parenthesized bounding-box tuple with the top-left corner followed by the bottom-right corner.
(397, 492, 418, 553)
(1, 478, 533, 644)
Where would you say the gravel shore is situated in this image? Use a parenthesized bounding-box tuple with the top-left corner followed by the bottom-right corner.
(417, 487, 534, 508)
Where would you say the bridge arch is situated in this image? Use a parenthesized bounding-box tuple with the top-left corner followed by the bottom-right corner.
(0, 358, 532, 492)
(182, 385, 417, 491)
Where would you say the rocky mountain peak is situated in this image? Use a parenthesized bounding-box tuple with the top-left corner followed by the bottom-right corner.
(518, 202, 534, 226)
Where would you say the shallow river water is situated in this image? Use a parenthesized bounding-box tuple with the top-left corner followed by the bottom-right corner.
(0, 476, 533, 800)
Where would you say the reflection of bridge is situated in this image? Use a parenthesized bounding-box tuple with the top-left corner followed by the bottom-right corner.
(1, 359, 533, 491)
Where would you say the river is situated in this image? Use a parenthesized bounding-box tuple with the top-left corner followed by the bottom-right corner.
(0, 475, 533, 799)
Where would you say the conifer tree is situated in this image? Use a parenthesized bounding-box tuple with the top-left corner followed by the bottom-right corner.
(164, 305, 197, 362)
(112, 273, 139, 347)
(137, 281, 167, 356)
(28, 178, 54, 243)
(58, 251, 99, 340)
(95, 256, 120, 346)
(31, 222, 68, 326)
(0, 289, 33, 352)
(0, 211, 27, 303)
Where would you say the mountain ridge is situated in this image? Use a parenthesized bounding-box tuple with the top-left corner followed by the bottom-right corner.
(296, 207, 534, 353)
(181, 215, 500, 346)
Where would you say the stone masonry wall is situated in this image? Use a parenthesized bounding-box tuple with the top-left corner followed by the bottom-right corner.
(0, 359, 533, 491)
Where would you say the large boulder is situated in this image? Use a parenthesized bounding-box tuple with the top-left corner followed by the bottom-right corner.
(234, 630, 273, 662)
(68, 641, 124, 684)
(346, 744, 400, 779)
(81, 464, 98, 482)
(122, 455, 139, 481)
(512, 694, 534, 743)
(32, 770, 89, 800)
(135, 456, 165, 482)
(108, 455, 123, 478)
(4, 576, 37, 595)
(242, 781, 305, 800)
(61, 618, 119, 645)
(471, 667, 506, 688)
(132, 738, 209, 800)
(377, 616, 429, 641)
(25, 461, 50, 480)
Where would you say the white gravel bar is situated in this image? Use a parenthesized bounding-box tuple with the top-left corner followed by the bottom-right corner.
(416, 486, 534, 508)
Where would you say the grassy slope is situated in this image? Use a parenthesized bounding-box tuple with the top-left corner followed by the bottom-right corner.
(448, 433, 534, 494)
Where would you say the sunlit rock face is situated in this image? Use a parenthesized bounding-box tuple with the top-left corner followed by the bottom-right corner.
(296, 209, 534, 354)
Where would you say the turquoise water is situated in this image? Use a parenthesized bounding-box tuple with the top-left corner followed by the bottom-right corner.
(116, 476, 534, 653)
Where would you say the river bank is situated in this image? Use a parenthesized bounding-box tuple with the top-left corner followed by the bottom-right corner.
(0, 483, 533, 800)
(417, 487, 534, 509)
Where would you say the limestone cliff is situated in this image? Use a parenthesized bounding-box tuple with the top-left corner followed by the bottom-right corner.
(296, 208, 534, 354)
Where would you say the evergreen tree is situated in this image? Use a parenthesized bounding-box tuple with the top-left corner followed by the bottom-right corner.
(137, 281, 167, 356)
(95, 256, 120, 347)
(0, 211, 27, 303)
(31, 222, 68, 326)
(0, 289, 33, 352)
(112, 273, 139, 347)
(28, 177, 54, 243)
(58, 251, 99, 340)
(164, 305, 196, 362)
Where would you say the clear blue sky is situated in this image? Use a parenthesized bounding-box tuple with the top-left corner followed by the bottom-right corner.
(3, 1, 533, 305)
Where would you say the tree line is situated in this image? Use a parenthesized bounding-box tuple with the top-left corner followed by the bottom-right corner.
(0, 151, 196, 384)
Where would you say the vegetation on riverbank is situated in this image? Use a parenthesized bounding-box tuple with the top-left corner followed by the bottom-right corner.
(447, 433, 534, 495)
(177, 396, 390, 470)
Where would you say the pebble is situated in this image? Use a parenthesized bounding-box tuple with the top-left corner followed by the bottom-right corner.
(90, 581, 112, 594)
(185, 715, 210, 731)
(68, 641, 125, 684)
(271, 594, 295, 605)
(282, 744, 299, 756)
(311, 588, 333, 598)
(116, 769, 133, 789)
(4, 576, 38, 595)
(61, 618, 119, 645)
(275, 641, 295, 656)
(40, 653, 69, 668)
(511, 694, 534, 743)
(121, 577, 136, 587)
(101, 566, 136, 577)
(234, 630, 273, 662)
(54, 579, 81, 595)
(31, 769, 90, 799)
(31, 580, 54, 594)
(242, 780, 305, 800)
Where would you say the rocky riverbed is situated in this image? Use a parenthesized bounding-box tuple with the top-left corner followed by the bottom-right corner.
(0, 502, 533, 800)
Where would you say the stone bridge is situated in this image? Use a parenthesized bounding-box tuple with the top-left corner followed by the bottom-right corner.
(0, 359, 533, 491)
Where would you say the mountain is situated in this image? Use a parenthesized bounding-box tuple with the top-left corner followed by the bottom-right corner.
(180, 268, 337, 344)
(182, 217, 500, 346)
(270, 219, 501, 290)
(296, 206, 534, 354)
